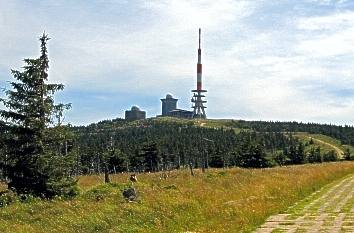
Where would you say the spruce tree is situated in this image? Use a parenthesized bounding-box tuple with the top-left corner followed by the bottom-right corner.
(0, 33, 77, 198)
(344, 148, 351, 161)
(141, 143, 160, 172)
(239, 143, 269, 168)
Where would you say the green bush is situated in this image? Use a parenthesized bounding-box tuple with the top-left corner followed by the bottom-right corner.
(83, 185, 113, 201)
(18, 194, 37, 203)
(0, 190, 16, 207)
(323, 150, 338, 162)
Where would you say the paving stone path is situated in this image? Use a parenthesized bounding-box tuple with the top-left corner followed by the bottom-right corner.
(255, 174, 354, 233)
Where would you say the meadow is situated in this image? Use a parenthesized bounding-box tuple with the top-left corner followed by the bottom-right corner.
(1, 162, 354, 232)
(0, 182, 6, 192)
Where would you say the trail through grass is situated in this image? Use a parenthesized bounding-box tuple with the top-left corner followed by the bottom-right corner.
(295, 132, 350, 158)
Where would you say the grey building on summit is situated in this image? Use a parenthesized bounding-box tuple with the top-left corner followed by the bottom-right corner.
(167, 109, 193, 119)
(161, 94, 178, 116)
(125, 106, 146, 121)
(160, 94, 193, 119)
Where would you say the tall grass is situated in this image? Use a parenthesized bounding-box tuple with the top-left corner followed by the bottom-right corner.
(1, 162, 354, 232)
(0, 182, 6, 192)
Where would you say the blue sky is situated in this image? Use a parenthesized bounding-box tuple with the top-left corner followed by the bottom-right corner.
(1, 0, 354, 125)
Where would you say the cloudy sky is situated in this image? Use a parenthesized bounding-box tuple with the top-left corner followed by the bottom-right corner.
(1, 0, 354, 125)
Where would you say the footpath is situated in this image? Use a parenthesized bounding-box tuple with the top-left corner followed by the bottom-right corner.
(255, 174, 354, 232)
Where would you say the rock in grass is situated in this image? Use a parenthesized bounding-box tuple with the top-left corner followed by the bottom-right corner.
(122, 187, 138, 202)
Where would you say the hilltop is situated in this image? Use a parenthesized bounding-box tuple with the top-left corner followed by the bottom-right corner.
(69, 117, 354, 175)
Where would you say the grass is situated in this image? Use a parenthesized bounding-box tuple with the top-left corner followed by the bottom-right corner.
(194, 119, 233, 128)
(0, 182, 6, 192)
(1, 162, 354, 232)
(152, 117, 239, 130)
(295, 133, 342, 154)
(294, 132, 354, 158)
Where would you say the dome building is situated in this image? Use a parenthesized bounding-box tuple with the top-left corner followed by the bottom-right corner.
(161, 94, 178, 116)
(160, 94, 193, 119)
(125, 106, 146, 121)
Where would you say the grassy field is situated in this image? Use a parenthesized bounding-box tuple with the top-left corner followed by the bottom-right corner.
(294, 132, 354, 158)
(1, 162, 354, 232)
(0, 182, 6, 192)
(151, 117, 233, 129)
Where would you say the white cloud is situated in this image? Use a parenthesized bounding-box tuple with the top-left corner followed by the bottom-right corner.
(305, 0, 350, 6)
(296, 11, 354, 58)
(144, 0, 254, 31)
(297, 11, 354, 31)
(2, 0, 354, 125)
(6, 0, 255, 95)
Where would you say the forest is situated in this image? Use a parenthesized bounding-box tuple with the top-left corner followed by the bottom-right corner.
(226, 120, 354, 145)
(67, 117, 352, 175)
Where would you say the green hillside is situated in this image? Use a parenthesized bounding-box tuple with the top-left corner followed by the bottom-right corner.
(68, 117, 354, 174)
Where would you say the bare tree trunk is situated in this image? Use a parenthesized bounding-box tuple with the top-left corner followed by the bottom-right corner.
(104, 165, 110, 183)
(189, 161, 194, 176)
(201, 151, 205, 173)
(178, 154, 181, 169)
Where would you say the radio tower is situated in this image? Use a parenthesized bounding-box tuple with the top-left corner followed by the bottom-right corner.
(191, 28, 207, 118)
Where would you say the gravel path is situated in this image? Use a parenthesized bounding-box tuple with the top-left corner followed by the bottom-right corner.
(255, 174, 354, 233)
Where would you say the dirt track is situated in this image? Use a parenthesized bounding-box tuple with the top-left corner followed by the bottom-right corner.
(311, 137, 344, 158)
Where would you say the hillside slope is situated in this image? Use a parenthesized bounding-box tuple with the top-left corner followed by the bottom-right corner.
(295, 133, 346, 157)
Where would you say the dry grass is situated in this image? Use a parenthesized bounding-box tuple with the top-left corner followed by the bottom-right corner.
(1, 162, 354, 232)
(0, 182, 6, 192)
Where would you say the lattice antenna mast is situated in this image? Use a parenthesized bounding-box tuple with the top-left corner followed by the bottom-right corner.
(191, 28, 207, 118)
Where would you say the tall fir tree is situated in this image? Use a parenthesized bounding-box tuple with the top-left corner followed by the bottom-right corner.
(0, 33, 77, 198)
(344, 148, 352, 161)
(140, 143, 160, 172)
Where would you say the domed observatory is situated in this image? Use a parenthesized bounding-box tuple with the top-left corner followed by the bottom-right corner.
(125, 106, 146, 121)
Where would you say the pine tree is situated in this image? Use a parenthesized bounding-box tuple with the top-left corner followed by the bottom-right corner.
(314, 146, 322, 163)
(307, 147, 317, 163)
(344, 148, 351, 161)
(274, 151, 288, 166)
(240, 143, 269, 168)
(0, 33, 77, 198)
(140, 143, 160, 172)
(107, 148, 128, 173)
(289, 142, 305, 164)
(323, 150, 337, 162)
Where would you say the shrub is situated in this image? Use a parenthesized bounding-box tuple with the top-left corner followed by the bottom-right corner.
(323, 150, 338, 162)
(83, 185, 113, 201)
(0, 190, 16, 207)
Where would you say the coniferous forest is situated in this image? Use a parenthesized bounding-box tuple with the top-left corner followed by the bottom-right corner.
(68, 117, 354, 175)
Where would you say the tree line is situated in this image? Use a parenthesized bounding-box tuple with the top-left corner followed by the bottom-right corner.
(226, 120, 354, 146)
(70, 118, 347, 174)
